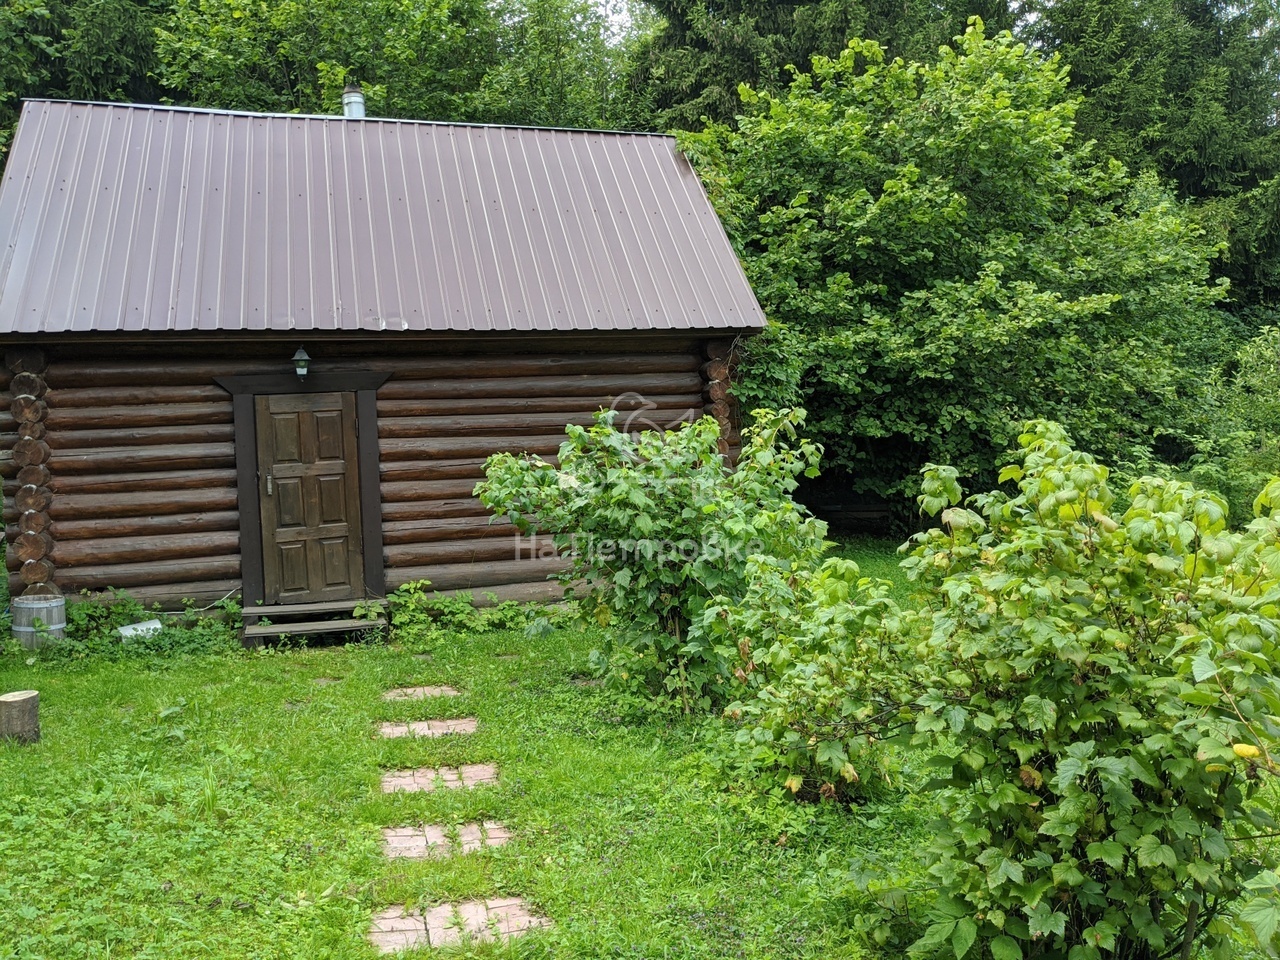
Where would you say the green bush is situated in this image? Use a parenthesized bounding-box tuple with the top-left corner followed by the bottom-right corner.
(1183, 324, 1280, 525)
(387, 580, 541, 644)
(701, 554, 908, 802)
(476, 408, 827, 710)
(707, 421, 1280, 957)
(38, 590, 243, 659)
(900, 422, 1280, 959)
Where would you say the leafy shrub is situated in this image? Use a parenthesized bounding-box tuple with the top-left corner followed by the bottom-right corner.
(901, 422, 1280, 959)
(1183, 324, 1280, 525)
(37, 590, 242, 659)
(476, 408, 827, 710)
(706, 420, 1280, 956)
(388, 580, 540, 645)
(680, 24, 1230, 513)
(701, 554, 908, 802)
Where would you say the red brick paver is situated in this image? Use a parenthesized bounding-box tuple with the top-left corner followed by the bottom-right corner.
(379, 764, 499, 793)
(381, 821, 511, 859)
(377, 718, 477, 739)
(368, 899, 551, 953)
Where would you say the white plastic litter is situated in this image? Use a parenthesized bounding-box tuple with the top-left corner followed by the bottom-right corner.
(117, 619, 163, 639)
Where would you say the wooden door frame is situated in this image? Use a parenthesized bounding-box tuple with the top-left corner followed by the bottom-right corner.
(216, 372, 389, 607)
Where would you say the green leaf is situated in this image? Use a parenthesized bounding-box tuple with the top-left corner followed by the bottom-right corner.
(1179, 689, 1218, 706)
(1026, 902, 1067, 939)
(990, 936, 1023, 960)
(1191, 653, 1218, 683)
(951, 917, 978, 959)
(914, 920, 957, 951)
(990, 857, 1025, 887)
(1240, 897, 1280, 945)
(1085, 840, 1126, 869)
(815, 739, 847, 771)
(1134, 835, 1176, 870)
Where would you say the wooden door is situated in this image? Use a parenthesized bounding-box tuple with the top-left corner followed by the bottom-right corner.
(255, 392, 365, 603)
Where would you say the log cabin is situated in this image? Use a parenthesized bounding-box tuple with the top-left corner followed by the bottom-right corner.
(0, 98, 763, 632)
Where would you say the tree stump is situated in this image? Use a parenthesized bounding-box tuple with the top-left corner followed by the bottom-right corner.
(0, 690, 39, 744)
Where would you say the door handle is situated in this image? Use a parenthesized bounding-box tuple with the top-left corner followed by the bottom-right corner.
(266, 474, 274, 496)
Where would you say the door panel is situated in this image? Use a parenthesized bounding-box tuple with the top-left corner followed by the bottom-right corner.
(256, 392, 365, 604)
(276, 477, 306, 526)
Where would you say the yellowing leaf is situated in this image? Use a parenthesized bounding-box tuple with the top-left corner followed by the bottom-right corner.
(1234, 743, 1262, 759)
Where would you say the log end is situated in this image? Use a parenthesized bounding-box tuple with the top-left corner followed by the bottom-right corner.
(5, 349, 47, 376)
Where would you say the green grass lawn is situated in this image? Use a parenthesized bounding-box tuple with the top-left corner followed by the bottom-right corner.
(832, 537, 917, 607)
(0, 583, 928, 959)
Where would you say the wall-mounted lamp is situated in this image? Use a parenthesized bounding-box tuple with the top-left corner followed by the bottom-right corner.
(293, 347, 310, 379)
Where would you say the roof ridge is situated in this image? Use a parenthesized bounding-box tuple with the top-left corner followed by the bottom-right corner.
(19, 98, 676, 140)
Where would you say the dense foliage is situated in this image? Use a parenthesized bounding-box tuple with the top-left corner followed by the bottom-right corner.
(698, 421, 1280, 958)
(156, 0, 646, 126)
(1180, 325, 1280, 525)
(901, 423, 1280, 959)
(0, 0, 167, 155)
(632, 0, 1038, 130)
(0, 0, 649, 159)
(41, 589, 243, 658)
(681, 25, 1230, 510)
(1020, 0, 1280, 309)
(476, 409, 825, 710)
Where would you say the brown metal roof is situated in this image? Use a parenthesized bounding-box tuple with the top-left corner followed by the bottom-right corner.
(0, 100, 765, 335)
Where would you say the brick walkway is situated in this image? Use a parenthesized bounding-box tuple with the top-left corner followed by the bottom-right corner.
(370, 675, 550, 951)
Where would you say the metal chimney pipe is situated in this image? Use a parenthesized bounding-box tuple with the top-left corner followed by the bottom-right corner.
(342, 84, 366, 119)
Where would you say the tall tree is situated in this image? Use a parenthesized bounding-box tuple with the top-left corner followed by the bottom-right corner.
(154, 0, 649, 127)
(628, 0, 1018, 130)
(469, 0, 655, 128)
(1023, 0, 1280, 306)
(682, 24, 1229, 509)
(155, 0, 497, 119)
(0, 0, 166, 157)
(1027, 0, 1280, 197)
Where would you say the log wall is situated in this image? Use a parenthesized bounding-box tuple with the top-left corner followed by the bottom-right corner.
(0, 337, 728, 607)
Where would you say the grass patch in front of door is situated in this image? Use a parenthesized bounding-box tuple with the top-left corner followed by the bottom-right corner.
(0, 613, 927, 959)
